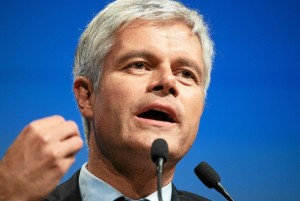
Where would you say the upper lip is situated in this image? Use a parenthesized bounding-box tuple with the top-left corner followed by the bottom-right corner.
(134, 102, 179, 123)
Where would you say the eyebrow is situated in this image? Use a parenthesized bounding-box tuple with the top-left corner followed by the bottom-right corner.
(116, 50, 153, 65)
(176, 58, 203, 79)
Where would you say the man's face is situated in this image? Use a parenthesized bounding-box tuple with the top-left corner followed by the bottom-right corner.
(91, 20, 205, 163)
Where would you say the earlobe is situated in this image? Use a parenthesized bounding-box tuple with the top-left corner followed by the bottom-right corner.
(73, 77, 94, 118)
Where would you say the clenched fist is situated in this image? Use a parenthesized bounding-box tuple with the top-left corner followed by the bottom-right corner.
(0, 115, 83, 201)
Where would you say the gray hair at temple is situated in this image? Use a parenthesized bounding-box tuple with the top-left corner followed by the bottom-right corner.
(73, 0, 215, 140)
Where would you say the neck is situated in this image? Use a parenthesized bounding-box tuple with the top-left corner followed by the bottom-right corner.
(87, 136, 175, 199)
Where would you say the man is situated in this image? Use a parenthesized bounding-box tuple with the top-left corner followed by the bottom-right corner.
(0, 0, 214, 200)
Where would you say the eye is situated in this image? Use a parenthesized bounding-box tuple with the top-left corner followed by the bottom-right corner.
(176, 70, 195, 80)
(128, 62, 146, 70)
(175, 69, 201, 85)
(124, 61, 150, 74)
(181, 70, 193, 79)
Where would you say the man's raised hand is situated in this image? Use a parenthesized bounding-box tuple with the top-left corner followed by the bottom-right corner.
(0, 115, 83, 201)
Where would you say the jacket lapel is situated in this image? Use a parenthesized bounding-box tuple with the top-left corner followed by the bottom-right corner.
(44, 169, 82, 201)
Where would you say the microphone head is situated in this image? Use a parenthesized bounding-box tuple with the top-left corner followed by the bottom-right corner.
(194, 161, 221, 189)
(151, 138, 169, 163)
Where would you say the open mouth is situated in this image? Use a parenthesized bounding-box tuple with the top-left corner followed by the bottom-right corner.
(137, 109, 175, 123)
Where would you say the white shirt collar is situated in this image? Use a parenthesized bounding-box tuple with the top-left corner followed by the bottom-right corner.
(79, 163, 172, 201)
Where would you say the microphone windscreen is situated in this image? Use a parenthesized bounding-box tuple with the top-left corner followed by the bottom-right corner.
(151, 138, 169, 163)
(194, 161, 221, 188)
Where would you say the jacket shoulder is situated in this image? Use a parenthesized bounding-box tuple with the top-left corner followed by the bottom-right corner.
(172, 184, 211, 201)
(177, 190, 211, 201)
(44, 170, 81, 201)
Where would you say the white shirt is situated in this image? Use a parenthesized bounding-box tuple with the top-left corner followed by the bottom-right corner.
(79, 163, 172, 201)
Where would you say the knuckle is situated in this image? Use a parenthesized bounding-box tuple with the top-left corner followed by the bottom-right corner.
(24, 123, 46, 142)
(72, 137, 84, 151)
(25, 122, 39, 135)
(67, 120, 79, 131)
(78, 137, 84, 147)
(52, 115, 65, 122)
(38, 134, 51, 144)
(28, 132, 50, 146)
(77, 137, 84, 148)
(24, 122, 48, 143)
(66, 121, 80, 136)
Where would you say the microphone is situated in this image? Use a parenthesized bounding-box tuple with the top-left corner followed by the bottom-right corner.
(194, 161, 234, 201)
(151, 138, 168, 201)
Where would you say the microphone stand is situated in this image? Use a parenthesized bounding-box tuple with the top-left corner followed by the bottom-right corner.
(215, 183, 234, 201)
(156, 158, 164, 201)
(151, 138, 168, 201)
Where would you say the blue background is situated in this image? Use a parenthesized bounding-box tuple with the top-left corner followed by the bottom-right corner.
(1, 0, 299, 200)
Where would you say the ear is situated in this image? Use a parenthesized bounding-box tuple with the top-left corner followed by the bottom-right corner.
(73, 77, 94, 118)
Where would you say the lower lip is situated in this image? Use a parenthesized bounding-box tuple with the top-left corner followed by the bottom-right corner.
(134, 116, 175, 127)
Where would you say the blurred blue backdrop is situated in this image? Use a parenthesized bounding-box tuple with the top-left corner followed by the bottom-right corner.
(0, 0, 299, 200)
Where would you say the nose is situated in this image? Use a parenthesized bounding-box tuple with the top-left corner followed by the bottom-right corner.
(147, 70, 179, 97)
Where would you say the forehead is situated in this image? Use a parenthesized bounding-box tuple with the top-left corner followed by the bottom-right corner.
(112, 20, 203, 58)
(116, 19, 197, 41)
(111, 19, 204, 67)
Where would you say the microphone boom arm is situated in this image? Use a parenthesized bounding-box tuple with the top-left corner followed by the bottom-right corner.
(215, 182, 234, 201)
(156, 158, 164, 201)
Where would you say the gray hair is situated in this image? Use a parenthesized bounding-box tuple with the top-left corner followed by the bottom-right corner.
(73, 0, 215, 140)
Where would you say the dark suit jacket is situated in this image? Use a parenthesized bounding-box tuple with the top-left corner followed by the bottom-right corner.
(45, 170, 211, 201)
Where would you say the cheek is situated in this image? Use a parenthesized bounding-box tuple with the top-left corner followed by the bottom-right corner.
(103, 75, 139, 99)
(184, 89, 205, 121)
(181, 89, 205, 141)
(93, 78, 133, 143)
(96, 75, 143, 123)
(100, 77, 131, 106)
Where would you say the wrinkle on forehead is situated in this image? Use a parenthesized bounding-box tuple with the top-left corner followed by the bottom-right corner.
(117, 19, 197, 40)
(115, 19, 202, 59)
